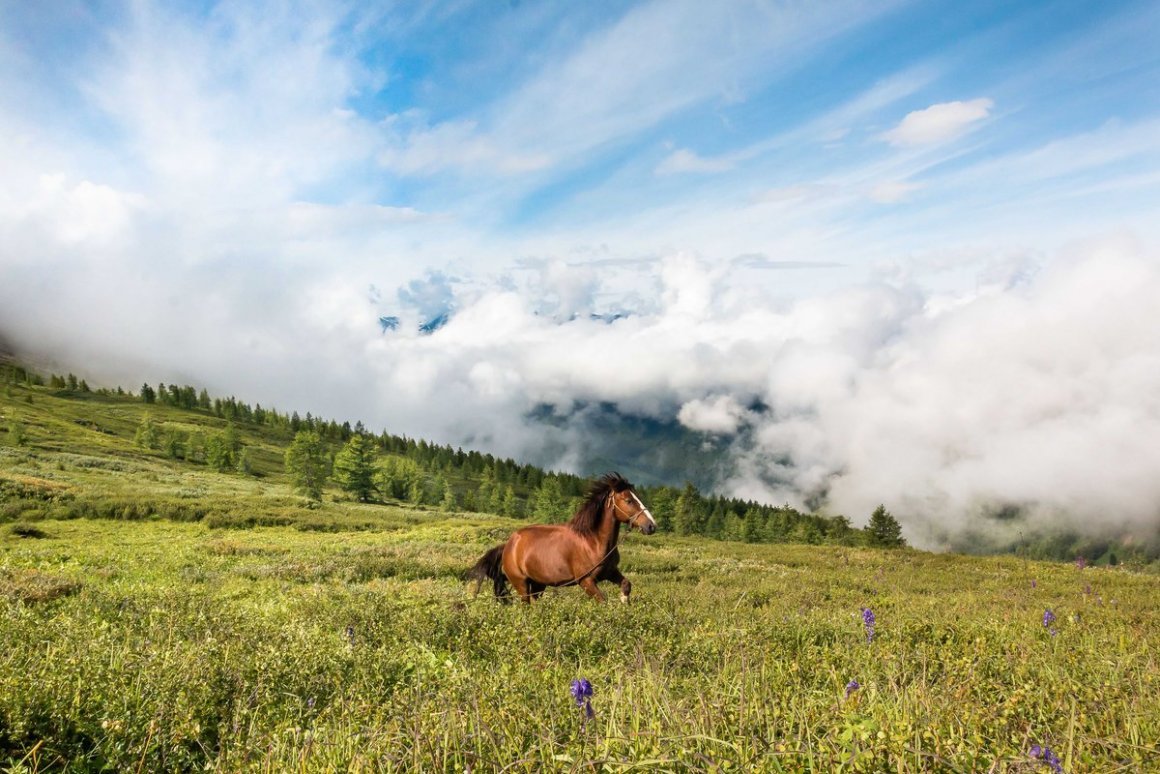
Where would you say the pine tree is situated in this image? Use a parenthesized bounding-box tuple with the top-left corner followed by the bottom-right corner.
(532, 477, 564, 521)
(649, 488, 675, 532)
(674, 482, 704, 536)
(6, 420, 24, 447)
(333, 435, 378, 502)
(163, 430, 185, 459)
(435, 475, 457, 512)
(500, 485, 520, 518)
(134, 414, 159, 450)
(867, 505, 906, 548)
(223, 422, 241, 455)
(206, 433, 234, 472)
(188, 431, 206, 464)
(742, 508, 762, 543)
(235, 447, 253, 475)
(285, 431, 331, 500)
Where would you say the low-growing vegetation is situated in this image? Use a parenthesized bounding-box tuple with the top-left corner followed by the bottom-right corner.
(1, 519, 1157, 771)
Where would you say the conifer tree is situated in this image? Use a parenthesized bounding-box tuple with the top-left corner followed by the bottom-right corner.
(163, 429, 185, 459)
(285, 431, 330, 500)
(867, 505, 906, 548)
(333, 435, 378, 502)
(674, 482, 704, 536)
(532, 476, 564, 521)
(235, 447, 253, 475)
(205, 433, 234, 471)
(500, 485, 520, 518)
(134, 414, 159, 449)
(6, 420, 24, 447)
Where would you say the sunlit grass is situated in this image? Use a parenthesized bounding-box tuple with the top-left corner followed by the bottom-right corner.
(1, 517, 1157, 772)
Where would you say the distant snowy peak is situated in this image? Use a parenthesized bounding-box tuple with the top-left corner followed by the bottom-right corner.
(377, 308, 630, 335)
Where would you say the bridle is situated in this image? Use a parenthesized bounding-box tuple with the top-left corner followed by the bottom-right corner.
(609, 489, 652, 531)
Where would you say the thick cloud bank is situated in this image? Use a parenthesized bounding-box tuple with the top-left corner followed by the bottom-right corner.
(357, 242, 1160, 547)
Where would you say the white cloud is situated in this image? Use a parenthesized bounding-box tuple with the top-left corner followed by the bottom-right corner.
(881, 98, 993, 146)
(678, 395, 750, 434)
(655, 148, 735, 175)
(22, 174, 145, 245)
(868, 180, 923, 203)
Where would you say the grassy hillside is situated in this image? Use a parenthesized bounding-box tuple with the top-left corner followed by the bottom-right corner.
(1, 368, 1159, 771)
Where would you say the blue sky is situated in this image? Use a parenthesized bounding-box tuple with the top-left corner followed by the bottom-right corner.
(2, 1, 1160, 541)
(3, 0, 1157, 295)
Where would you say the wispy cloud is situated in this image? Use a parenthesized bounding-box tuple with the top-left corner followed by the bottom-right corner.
(881, 98, 994, 146)
(868, 180, 923, 203)
(655, 148, 736, 176)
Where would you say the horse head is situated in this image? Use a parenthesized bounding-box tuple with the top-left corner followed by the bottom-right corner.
(607, 483, 657, 535)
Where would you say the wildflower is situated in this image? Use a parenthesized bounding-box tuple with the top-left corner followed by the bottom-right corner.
(1031, 579, 1037, 588)
(844, 680, 860, 699)
(1075, 556, 1086, 570)
(344, 625, 356, 647)
(1029, 743, 1064, 773)
(1042, 609, 1055, 628)
(1083, 583, 1091, 595)
(861, 607, 876, 643)
(570, 678, 594, 720)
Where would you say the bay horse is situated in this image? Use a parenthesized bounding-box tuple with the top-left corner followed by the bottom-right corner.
(468, 472, 656, 603)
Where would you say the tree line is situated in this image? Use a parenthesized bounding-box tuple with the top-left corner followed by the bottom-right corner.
(6, 362, 906, 548)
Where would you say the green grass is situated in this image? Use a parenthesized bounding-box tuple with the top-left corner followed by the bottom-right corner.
(1, 378, 1159, 771)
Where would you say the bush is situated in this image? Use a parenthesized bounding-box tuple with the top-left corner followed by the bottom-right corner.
(8, 523, 50, 539)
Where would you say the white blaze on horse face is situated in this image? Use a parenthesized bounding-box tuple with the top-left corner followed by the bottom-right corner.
(630, 491, 656, 527)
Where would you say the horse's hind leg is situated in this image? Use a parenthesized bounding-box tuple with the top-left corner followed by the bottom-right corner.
(494, 575, 512, 604)
(528, 581, 546, 601)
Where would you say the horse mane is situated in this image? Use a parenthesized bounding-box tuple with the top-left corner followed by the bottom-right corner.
(568, 472, 633, 536)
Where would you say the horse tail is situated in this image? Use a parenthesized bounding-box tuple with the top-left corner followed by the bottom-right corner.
(467, 545, 510, 603)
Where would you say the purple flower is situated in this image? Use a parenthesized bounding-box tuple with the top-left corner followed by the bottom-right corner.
(1031, 579, 1037, 588)
(570, 678, 593, 704)
(861, 607, 876, 642)
(1030, 743, 1063, 773)
(570, 678, 594, 721)
(1042, 609, 1056, 628)
(844, 680, 860, 699)
(1075, 556, 1086, 570)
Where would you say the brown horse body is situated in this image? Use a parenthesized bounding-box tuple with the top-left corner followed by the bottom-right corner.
(468, 473, 656, 603)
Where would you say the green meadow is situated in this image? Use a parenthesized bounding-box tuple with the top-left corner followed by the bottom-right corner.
(1, 377, 1158, 772)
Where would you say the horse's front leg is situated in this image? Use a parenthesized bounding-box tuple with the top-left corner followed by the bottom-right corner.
(510, 576, 534, 604)
(604, 568, 632, 604)
(577, 577, 607, 602)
